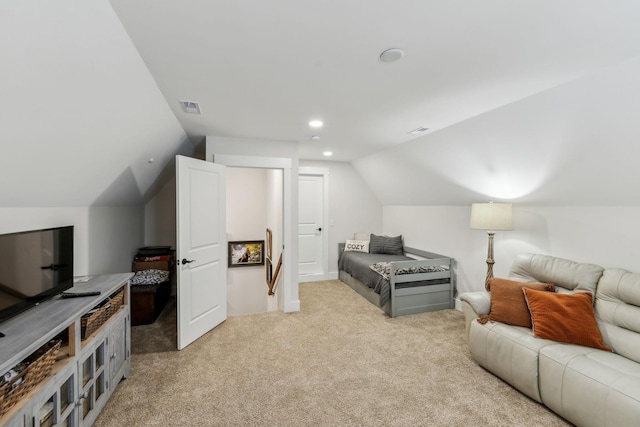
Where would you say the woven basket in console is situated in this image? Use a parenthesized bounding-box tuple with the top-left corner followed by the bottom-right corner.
(0, 339, 61, 418)
(81, 288, 125, 339)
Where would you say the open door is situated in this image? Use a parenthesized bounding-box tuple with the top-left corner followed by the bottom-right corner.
(176, 155, 227, 350)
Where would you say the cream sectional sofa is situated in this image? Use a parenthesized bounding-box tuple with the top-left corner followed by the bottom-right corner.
(460, 253, 640, 427)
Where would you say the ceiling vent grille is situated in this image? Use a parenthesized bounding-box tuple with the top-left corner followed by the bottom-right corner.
(180, 100, 201, 114)
(408, 127, 429, 135)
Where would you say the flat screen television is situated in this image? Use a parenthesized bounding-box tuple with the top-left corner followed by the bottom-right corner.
(0, 225, 74, 324)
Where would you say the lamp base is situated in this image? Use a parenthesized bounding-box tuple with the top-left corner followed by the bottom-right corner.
(484, 232, 496, 290)
(484, 259, 494, 290)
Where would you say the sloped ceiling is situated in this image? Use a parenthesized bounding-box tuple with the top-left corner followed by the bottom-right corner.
(3, 2, 640, 208)
(109, 0, 640, 163)
(0, 1, 191, 207)
(107, 0, 640, 206)
(354, 56, 640, 206)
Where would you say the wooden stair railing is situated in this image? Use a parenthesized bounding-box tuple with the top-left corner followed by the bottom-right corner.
(268, 253, 282, 295)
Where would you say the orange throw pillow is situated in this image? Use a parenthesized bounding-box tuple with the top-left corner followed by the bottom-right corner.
(523, 289, 612, 352)
(486, 278, 555, 328)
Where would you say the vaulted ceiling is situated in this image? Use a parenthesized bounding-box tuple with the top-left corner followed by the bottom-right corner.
(3, 1, 640, 207)
(108, 0, 640, 164)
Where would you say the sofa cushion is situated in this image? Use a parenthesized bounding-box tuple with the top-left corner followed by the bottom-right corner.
(487, 278, 555, 328)
(508, 253, 603, 294)
(539, 344, 640, 427)
(523, 289, 611, 351)
(468, 319, 555, 402)
(595, 268, 640, 364)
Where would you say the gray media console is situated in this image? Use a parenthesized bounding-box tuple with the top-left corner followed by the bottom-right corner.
(0, 273, 132, 427)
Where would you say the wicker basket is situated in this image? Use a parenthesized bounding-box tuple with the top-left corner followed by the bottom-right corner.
(0, 339, 61, 418)
(80, 287, 125, 339)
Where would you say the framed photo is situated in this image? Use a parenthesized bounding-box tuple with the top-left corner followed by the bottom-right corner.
(266, 228, 273, 260)
(228, 240, 265, 267)
(265, 258, 272, 285)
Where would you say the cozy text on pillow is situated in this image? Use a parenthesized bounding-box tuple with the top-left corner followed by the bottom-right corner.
(344, 239, 369, 253)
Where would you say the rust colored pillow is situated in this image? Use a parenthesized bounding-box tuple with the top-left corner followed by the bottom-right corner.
(523, 289, 612, 352)
(487, 278, 556, 328)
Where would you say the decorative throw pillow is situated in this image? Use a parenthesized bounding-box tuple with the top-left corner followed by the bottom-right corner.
(485, 278, 556, 328)
(369, 234, 403, 255)
(130, 269, 170, 285)
(353, 232, 370, 241)
(344, 239, 369, 253)
(523, 289, 612, 351)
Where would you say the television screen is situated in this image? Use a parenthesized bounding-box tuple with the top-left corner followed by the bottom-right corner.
(0, 225, 74, 324)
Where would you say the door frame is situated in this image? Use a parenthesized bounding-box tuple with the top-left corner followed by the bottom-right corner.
(212, 154, 300, 313)
(298, 166, 329, 282)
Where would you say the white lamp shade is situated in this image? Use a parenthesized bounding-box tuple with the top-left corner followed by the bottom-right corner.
(470, 203, 513, 231)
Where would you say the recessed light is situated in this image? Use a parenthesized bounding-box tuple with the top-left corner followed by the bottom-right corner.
(380, 48, 404, 63)
(179, 100, 201, 114)
(309, 120, 323, 128)
(323, 151, 333, 157)
(311, 135, 321, 140)
(408, 126, 429, 135)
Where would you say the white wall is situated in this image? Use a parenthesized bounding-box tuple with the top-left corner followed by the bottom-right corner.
(144, 176, 177, 248)
(87, 207, 144, 274)
(0, 207, 143, 276)
(226, 168, 269, 315)
(383, 205, 640, 296)
(266, 169, 284, 310)
(300, 160, 383, 276)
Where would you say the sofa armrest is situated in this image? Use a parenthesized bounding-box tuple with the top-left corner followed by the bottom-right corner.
(460, 291, 491, 342)
(460, 291, 491, 316)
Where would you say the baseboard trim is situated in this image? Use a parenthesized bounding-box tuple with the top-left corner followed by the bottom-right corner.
(298, 273, 327, 283)
(284, 299, 300, 313)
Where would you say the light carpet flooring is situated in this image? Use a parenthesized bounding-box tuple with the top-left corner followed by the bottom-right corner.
(94, 280, 570, 426)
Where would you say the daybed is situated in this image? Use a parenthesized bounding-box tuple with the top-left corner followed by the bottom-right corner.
(460, 253, 640, 427)
(338, 234, 455, 317)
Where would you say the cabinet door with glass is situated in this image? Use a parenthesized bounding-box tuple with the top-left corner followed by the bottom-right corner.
(77, 331, 109, 427)
(29, 362, 77, 427)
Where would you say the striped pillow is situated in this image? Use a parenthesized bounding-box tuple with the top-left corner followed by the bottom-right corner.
(369, 234, 403, 255)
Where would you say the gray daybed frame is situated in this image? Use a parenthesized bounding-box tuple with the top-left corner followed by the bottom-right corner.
(338, 243, 456, 317)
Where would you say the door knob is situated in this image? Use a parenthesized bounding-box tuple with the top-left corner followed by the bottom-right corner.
(181, 258, 195, 265)
(317, 227, 322, 232)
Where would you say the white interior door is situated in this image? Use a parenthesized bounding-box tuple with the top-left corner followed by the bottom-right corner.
(298, 174, 325, 280)
(176, 155, 227, 350)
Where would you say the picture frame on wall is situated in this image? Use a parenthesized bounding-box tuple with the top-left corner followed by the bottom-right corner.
(228, 240, 265, 267)
(266, 228, 273, 260)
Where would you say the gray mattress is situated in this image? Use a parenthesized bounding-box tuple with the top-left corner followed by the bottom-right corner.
(338, 251, 449, 307)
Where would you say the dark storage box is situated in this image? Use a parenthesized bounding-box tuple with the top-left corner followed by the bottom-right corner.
(132, 260, 170, 272)
(130, 282, 170, 326)
(136, 246, 172, 256)
(130, 257, 173, 326)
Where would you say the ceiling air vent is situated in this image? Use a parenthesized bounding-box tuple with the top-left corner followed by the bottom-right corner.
(407, 127, 429, 135)
(179, 100, 201, 114)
